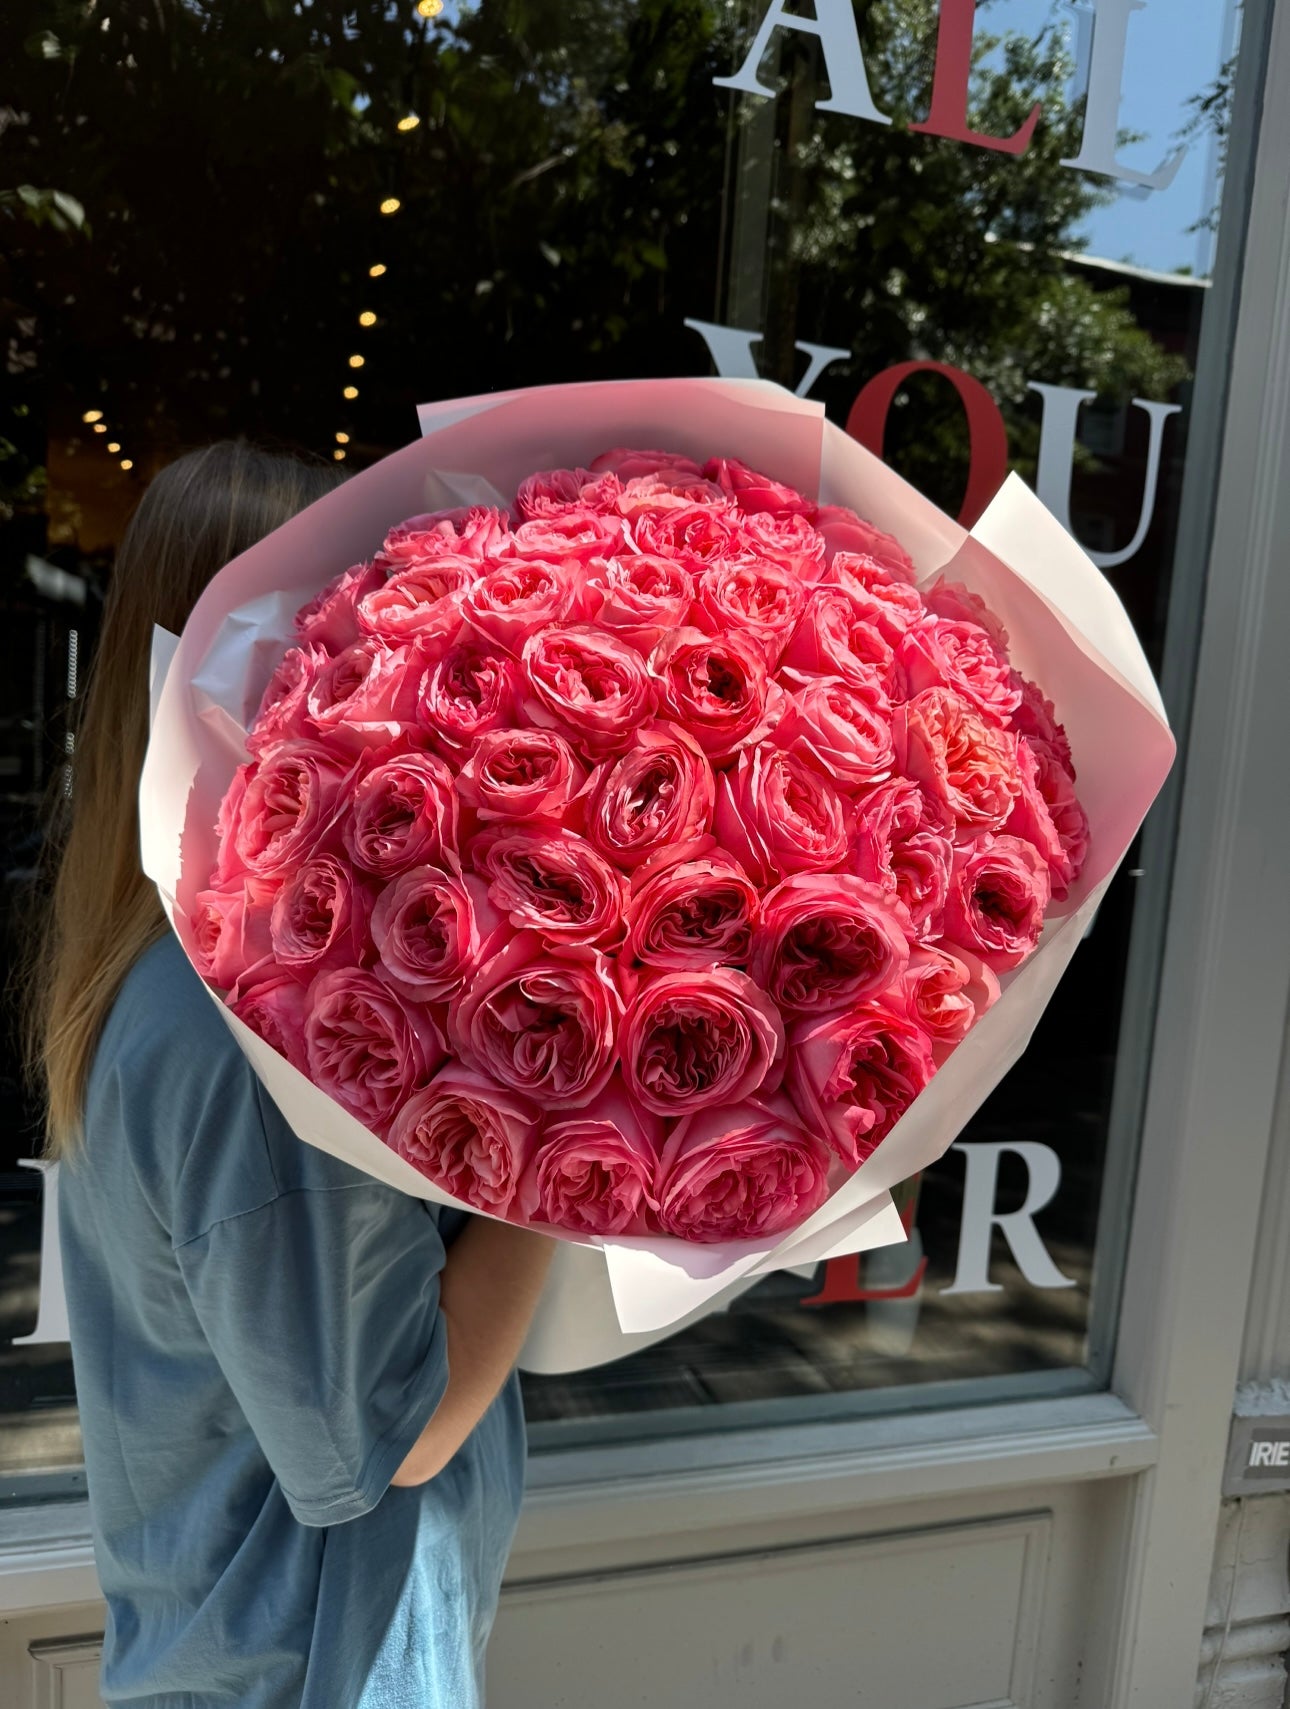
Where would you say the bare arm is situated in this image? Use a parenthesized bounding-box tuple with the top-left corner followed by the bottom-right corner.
(389, 1217, 555, 1487)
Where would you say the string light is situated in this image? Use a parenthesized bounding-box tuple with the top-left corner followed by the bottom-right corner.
(120, 459, 134, 471)
(106, 441, 121, 453)
(334, 449, 347, 462)
(348, 354, 365, 368)
(92, 423, 107, 434)
(397, 114, 420, 132)
(359, 310, 377, 327)
(344, 385, 359, 399)
(416, 0, 443, 16)
(82, 409, 103, 424)
(369, 263, 387, 278)
(380, 196, 401, 215)
(336, 432, 350, 445)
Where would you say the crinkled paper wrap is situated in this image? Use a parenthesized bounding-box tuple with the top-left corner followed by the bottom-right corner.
(139, 378, 1175, 1374)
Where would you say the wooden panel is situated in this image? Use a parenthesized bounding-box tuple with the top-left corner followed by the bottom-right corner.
(489, 1512, 1051, 1709)
(28, 1637, 103, 1709)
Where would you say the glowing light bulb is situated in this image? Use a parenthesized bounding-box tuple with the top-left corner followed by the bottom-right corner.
(397, 114, 420, 132)
(369, 264, 387, 278)
(92, 422, 107, 434)
(334, 449, 347, 462)
(380, 197, 401, 215)
(348, 354, 365, 369)
(106, 441, 121, 453)
(82, 409, 103, 424)
(343, 385, 359, 400)
(336, 432, 350, 445)
(359, 311, 377, 327)
(120, 459, 134, 471)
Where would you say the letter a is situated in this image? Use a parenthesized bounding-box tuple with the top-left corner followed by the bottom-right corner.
(713, 0, 892, 125)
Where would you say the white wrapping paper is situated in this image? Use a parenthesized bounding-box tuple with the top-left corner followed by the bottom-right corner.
(139, 377, 1175, 1374)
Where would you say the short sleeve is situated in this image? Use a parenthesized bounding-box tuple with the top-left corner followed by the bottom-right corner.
(174, 1087, 451, 1528)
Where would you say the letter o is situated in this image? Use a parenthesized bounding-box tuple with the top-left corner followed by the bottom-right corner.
(845, 361, 1010, 528)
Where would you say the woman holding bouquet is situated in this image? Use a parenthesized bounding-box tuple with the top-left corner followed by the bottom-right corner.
(26, 440, 553, 1709)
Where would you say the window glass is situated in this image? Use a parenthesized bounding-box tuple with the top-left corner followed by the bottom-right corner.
(0, 0, 1248, 1472)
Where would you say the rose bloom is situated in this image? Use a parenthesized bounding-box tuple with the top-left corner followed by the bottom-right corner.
(294, 562, 383, 653)
(1005, 736, 1088, 900)
(895, 686, 1022, 831)
(941, 833, 1052, 971)
(788, 998, 936, 1167)
(631, 505, 746, 568)
(694, 560, 807, 669)
(620, 966, 783, 1117)
(516, 1079, 661, 1236)
(654, 1093, 832, 1243)
(418, 640, 521, 756)
(780, 589, 894, 692)
(305, 638, 422, 751)
(462, 558, 587, 655)
(191, 876, 275, 989)
(821, 553, 926, 647)
(812, 506, 917, 582)
(584, 554, 696, 653)
(703, 455, 817, 518)
(851, 777, 953, 936)
(218, 741, 351, 882)
(738, 511, 826, 581)
(474, 827, 626, 947)
(615, 471, 729, 520)
(714, 745, 850, 887)
(246, 643, 329, 757)
(779, 672, 894, 791)
(515, 466, 606, 520)
(923, 576, 1010, 652)
(373, 505, 511, 574)
(270, 854, 373, 976)
(522, 625, 657, 758)
(749, 873, 911, 1017)
(228, 963, 310, 1073)
(344, 751, 459, 879)
(304, 967, 442, 1134)
(1009, 671, 1075, 776)
(356, 558, 473, 644)
(455, 727, 586, 824)
(509, 509, 624, 562)
(387, 1066, 539, 1218)
(625, 857, 760, 970)
(449, 933, 622, 1109)
(589, 447, 705, 482)
(898, 944, 1000, 1060)
(373, 869, 507, 1003)
(895, 616, 1022, 721)
(585, 725, 716, 871)
(649, 627, 777, 761)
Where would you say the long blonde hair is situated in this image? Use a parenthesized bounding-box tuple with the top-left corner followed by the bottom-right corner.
(26, 439, 343, 1155)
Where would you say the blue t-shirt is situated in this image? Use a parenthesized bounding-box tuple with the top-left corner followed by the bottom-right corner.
(59, 931, 526, 1708)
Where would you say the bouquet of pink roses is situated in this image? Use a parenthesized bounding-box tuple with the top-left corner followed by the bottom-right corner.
(141, 378, 1174, 1372)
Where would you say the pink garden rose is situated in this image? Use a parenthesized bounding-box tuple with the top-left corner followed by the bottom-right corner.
(305, 638, 422, 751)
(584, 553, 695, 653)
(649, 627, 778, 761)
(631, 505, 745, 568)
(615, 471, 729, 519)
(449, 933, 622, 1109)
(1009, 671, 1075, 776)
(703, 455, 816, 518)
(344, 751, 459, 878)
(270, 854, 373, 976)
(624, 857, 760, 970)
(474, 828, 626, 947)
(584, 724, 715, 870)
(620, 966, 783, 1117)
(923, 576, 1010, 652)
(521, 625, 657, 757)
(778, 672, 894, 791)
(516, 1079, 660, 1236)
(654, 1093, 832, 1243)
(894, 616, 1022, 721)
(515, 466, 601, 520)
(373, 869, 507, 1003)
(812, 506, 917, 582)
(509, 508, 623, 561)
(246, 643, 329, 757)
(373, 505, 511, 573)
(749, 873, 910, 1017)
(898, 944, 1000, 1058)
(304, 967, 442, 1132)
(941, 833, 1051, 971)
(850, 776, 953, 936)
(387, 1066, 538, 1217)
(356, 558, 472, 644)
(788, 997, 936, 1167)
(895, 686, 1022, 831)
(589, 447, 705, 482)
(714, 745, 850, 886)
(455, 727, 586, 824)
(191, 876, 275, 989)
(218, 741, 351, 882)
(228, 963, 310, 1073)
(417, 640, 521, 755)
(821, 553, 925, 646)
(294, 562, 383, 653)
(462, 558, 587, 654)
(780, 589, 894, 692)
(738, 510, 827, 581)
(693, 560, 807, 668)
